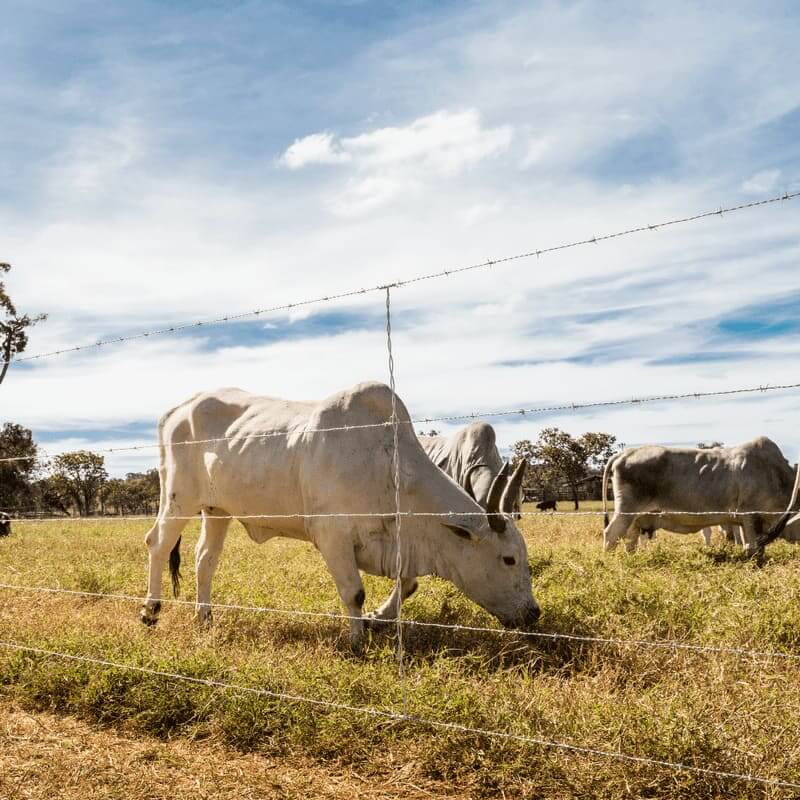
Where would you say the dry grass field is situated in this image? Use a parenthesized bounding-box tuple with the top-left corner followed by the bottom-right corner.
(1, 504, 799, 799)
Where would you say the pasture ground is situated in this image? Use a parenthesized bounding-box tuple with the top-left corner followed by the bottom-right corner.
(1, 503, 799, 799)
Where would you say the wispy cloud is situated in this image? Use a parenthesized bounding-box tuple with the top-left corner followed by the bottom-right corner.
(280, 132, 352, 169)
(279, 109, 513, 215)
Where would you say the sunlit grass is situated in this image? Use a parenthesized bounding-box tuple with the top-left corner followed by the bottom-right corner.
(1, 505, 799, 798)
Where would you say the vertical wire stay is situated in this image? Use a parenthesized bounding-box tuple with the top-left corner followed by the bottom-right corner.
(385, 286, 407, 716)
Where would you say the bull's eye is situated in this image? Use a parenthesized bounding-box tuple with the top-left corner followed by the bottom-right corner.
(503, 556, 516, 566)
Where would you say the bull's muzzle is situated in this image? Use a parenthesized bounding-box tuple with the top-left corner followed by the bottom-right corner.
(504, 603, 541, 630)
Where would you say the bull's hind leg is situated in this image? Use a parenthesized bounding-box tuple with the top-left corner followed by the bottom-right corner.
(195, 511, 231, 625)
(141, 513, 189, 625)
(603, 513, 634, 552)
(365, 578, 419, 630)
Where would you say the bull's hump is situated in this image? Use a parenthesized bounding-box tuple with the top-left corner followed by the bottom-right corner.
(315, 382, 409, 427)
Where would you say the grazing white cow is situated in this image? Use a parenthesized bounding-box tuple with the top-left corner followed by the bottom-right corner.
(602, 437, 797, 555)
(140, 383, 541, 648)
(418, 422, 526, 522)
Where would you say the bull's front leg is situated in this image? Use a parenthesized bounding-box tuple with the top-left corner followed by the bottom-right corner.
(316, 537, 367, 652)
(194, 512, 230, 626)
(740, 517, 761, 558)
(365, 578, 419, 630)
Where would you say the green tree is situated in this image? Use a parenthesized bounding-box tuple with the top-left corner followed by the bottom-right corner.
(0, 422, 39, 511)
(49, 451, 108, 516)
(102, 478, 134, 515)
(513, 429, 622, 509)
(510, 439, 550, 497)
(32, 476, 73, 516)
(100, 470, 160, 516)
(578, 432, 620, 472)
(530, 428, 587, 510)
(0, 263, 47, 386)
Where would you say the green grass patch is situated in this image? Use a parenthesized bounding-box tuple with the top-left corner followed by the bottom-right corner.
(1, 508, 799, 798)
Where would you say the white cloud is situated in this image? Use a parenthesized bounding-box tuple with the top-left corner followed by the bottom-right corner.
(279, 132, 351, 169)
(48, 118, 146, 195)
(741, 169, 781, 195)
(339, 110, 512, 175)
(520, 136, 552, 168)
(280, 110, 513, 215)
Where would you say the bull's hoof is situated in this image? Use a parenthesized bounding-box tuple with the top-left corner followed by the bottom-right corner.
(349, 633, 366, 655)
(140, 611, 159, 627)
(195, 611, 213, 627)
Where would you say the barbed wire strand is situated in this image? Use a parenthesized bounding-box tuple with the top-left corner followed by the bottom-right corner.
(386, 287, 407, 714)
(1, 509, 795, 522)
(5, 191, 797, 369)
(0, 640, 797, 790)
(3, 378, 800, 464)
(1, 582, 799, 662)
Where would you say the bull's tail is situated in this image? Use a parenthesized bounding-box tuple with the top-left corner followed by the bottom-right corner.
(602, 453, 617, 528)
(169, 536, 182, 597)
(758, 461, 800, 551)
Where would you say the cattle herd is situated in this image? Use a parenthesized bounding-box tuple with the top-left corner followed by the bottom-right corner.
(3, 381, 797, 647)
(129, 381, 800, 647)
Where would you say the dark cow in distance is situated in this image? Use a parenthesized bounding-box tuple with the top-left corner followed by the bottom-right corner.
(536, 499, 557, 511)
(0, 512, 10, 537)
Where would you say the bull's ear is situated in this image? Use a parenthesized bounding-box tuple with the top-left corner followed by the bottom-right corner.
(444, 523, 476, 541)
(501, 460, 526, 514)
(486, 462, 510, 533)
(443, 523, 490, 542)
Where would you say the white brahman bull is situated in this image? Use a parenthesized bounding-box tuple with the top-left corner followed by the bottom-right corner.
(602, 437, 800, 555)
(140, 382, 540, 649)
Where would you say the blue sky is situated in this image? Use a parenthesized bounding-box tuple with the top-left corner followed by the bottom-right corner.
(2, 0, 800, 475)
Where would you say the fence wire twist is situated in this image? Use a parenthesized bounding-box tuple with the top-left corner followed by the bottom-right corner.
(0, 640, 798, 791)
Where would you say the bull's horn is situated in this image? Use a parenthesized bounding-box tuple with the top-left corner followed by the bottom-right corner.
(486, 461, 510, 533)
(502, 460, 526, 514)
(758, 460, 800, 551)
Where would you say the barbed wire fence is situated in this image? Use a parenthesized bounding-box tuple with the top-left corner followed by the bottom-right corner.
(2, 190, 800, 789)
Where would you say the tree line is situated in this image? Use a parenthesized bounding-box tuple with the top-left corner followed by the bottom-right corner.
(0, 423, 159, 516)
